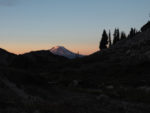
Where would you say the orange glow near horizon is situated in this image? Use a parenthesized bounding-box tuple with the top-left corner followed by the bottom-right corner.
(1, 43, 98, 55)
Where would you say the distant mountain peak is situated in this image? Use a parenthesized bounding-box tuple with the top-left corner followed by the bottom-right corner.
(51, 46, 65, 49)
(50, 46, 84, 59)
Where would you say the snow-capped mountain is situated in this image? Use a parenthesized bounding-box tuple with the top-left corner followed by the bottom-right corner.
(50, 46, 84, 59)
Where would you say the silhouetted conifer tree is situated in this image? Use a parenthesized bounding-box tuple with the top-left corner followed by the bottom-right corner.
(113, 28, 120, 45)
(128, 28, 137, 38)
(99, 30, 108, 50)
(108, 30, 112, 47)
(120, 31, 126, 40)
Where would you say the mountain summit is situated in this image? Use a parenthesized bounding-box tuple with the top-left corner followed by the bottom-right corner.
(50, 46, 83, 59)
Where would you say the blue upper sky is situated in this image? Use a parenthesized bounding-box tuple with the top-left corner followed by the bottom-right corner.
(0, 0, 150, 54)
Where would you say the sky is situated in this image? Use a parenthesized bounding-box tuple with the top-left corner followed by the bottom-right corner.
(0, 0, 150, 55)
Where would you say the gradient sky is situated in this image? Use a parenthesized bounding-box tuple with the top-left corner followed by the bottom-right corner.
(0, 0, 150, 55)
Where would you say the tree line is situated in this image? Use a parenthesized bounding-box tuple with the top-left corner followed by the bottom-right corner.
(99, 28, 138, 50)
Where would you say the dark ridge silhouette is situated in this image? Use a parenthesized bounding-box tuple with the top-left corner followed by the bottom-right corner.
(1, 22, 150, 113)
(141, 21, 150, 32)
(0, 48, 16, 66)
(11, 50, 68, 71)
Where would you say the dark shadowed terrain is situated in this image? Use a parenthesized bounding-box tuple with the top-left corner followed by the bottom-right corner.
(1, 22, 150, 113)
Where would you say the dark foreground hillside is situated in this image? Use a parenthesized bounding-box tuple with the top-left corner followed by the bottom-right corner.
(1, 22, 150, 113)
